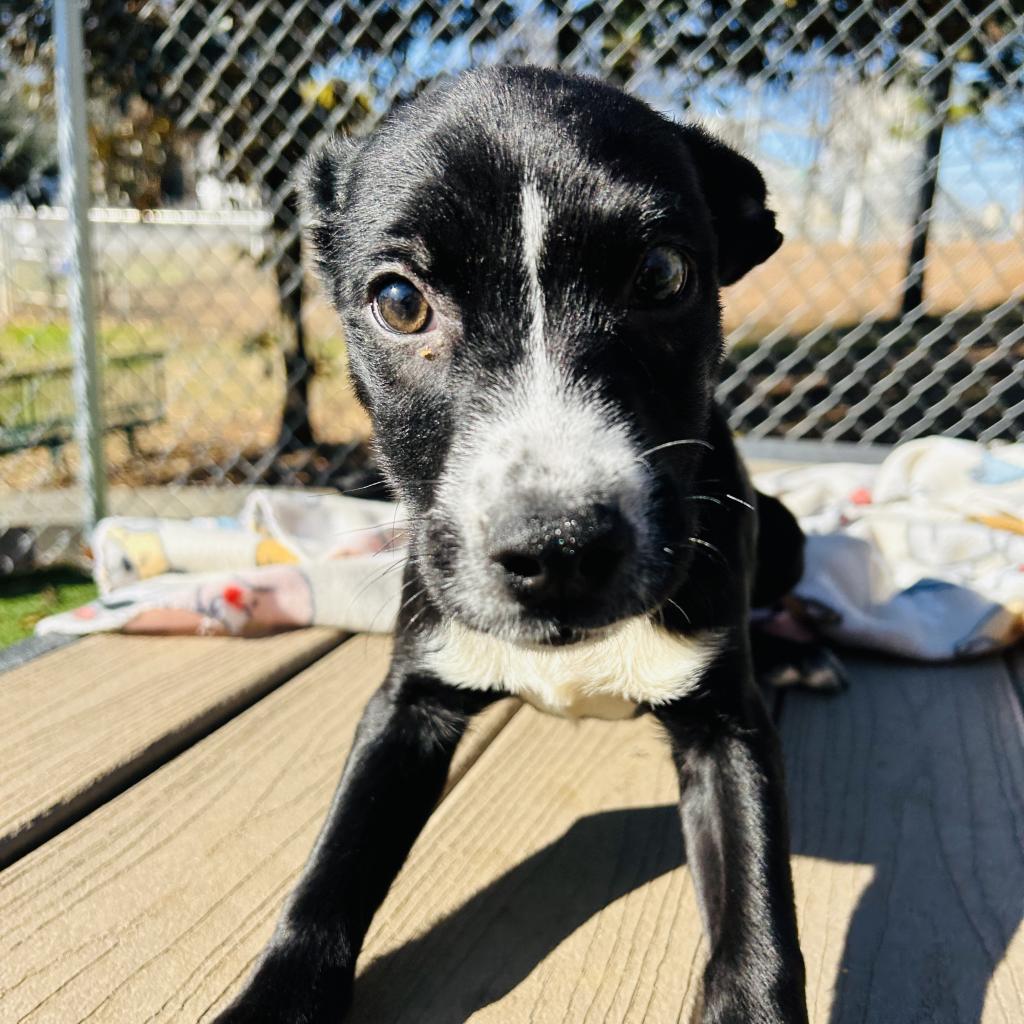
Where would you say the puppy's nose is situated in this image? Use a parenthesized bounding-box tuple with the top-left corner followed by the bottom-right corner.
(488, 503, 633, 607)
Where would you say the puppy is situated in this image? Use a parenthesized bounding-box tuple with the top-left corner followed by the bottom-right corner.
(217, 66, 809, 1023)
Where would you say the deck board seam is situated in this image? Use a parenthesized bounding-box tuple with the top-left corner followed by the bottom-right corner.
(0, 630, 347, 872)
(440, 700, 522, 801)
(1005, 646, 1024, 716)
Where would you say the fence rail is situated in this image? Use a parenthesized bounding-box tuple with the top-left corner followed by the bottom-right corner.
(1, 0, 1022, 570)
(0, 350, 165, 455)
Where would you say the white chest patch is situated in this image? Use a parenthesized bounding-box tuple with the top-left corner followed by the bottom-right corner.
(424, 618, 724, 720)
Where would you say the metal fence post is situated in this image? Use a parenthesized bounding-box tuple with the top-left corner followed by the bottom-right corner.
(0, 209, 12, 321)
(54, 0, 106, 528)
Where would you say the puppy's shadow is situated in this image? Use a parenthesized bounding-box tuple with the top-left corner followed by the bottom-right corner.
(350, 658, 1024, 1024)
(349, 805, 684, 1024)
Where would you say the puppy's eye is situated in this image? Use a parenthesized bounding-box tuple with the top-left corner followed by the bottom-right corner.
(372, 278, 431, 333)
(632, 246, 690, 304)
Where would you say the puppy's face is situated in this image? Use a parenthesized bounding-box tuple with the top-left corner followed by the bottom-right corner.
(305, 67, 781, 645)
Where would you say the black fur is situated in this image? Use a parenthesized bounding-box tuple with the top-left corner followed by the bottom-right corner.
(216, 66, 809, 1023)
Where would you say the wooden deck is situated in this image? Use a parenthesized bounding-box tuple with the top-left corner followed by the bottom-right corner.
(1, 631, 1022, 1023)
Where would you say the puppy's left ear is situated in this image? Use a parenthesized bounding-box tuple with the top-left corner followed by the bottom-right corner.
(679, 125, 783, 286)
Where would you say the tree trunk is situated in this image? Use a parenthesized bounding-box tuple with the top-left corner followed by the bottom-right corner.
(274, 212, 316, 453)
(900, 64, 952, 319)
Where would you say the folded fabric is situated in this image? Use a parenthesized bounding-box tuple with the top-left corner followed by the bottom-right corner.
(37, 437, 1024, 661)
(38, 492, 407, 637)
(755, 437, 1024, 659)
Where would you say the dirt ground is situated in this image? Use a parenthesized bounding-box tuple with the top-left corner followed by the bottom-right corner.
(721, 238, 1023, 337)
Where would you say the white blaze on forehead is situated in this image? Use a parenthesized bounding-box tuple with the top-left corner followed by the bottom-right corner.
(493, 179, 647, 515)
(427, 175, 655, 633)
(433, 180, 650, 574)
(520, 180, 548, 351)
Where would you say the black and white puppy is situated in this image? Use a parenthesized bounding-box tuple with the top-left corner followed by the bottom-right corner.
(218, 65, 809, 1024)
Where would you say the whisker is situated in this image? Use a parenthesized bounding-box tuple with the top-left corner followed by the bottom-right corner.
(372, 533, 408, 557)
(725, 493, 754, 510)
(367, 580, 416, 636)
(275, 519, 412, 543)
(666, 598, 692, 625)
(342, 555, 407, 617)
(367, 573, 423, 636)
(399, 586, 427, 613)
(404, 604, 430, 633)
(686, 535, 728, 565)
(336, 478, 441, 497)
(371, 508, 412, 556)
(637, 438, 713, 462)
(337, 479, 393, 496)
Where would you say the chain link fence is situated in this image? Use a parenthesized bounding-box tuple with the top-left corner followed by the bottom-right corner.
(2, 0, 1023, 572)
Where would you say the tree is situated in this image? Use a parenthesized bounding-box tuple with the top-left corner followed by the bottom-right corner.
(0, 76, 57, 202)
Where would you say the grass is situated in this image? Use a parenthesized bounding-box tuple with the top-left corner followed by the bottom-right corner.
(0, 570, 97, 648)
(1, 343, 167, 439)
(1, 319, 345, 376)
(0, 321, 166, 374)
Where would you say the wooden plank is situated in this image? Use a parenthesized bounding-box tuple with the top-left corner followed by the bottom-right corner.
(781, 655, 1024, 1024)
(1007, 645, 1024, 708)
(0, 629, 342, 867)
(0, 634, 78, 674)
(0, 635, 519, 1024)
(5, 637, 1021, 1023)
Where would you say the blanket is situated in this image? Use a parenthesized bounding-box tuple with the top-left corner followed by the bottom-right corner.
(36, 437, 1024, 662)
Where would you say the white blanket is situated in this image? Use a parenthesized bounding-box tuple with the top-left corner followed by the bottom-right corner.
(757, 437, 1024, 658)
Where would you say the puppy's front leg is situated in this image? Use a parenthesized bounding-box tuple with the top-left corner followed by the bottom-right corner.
(215, 669, 495, 1024)
(653, 649, 808, 1024)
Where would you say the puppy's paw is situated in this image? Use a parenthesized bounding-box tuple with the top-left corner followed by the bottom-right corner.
(762, 645, 848, 692)
(213, 945, 353, 1024)
(751, 632, 848, 693)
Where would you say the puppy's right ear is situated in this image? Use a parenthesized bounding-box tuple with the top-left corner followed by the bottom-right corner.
(300, 135, 361, 223)
(300, 135, 362, 290)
